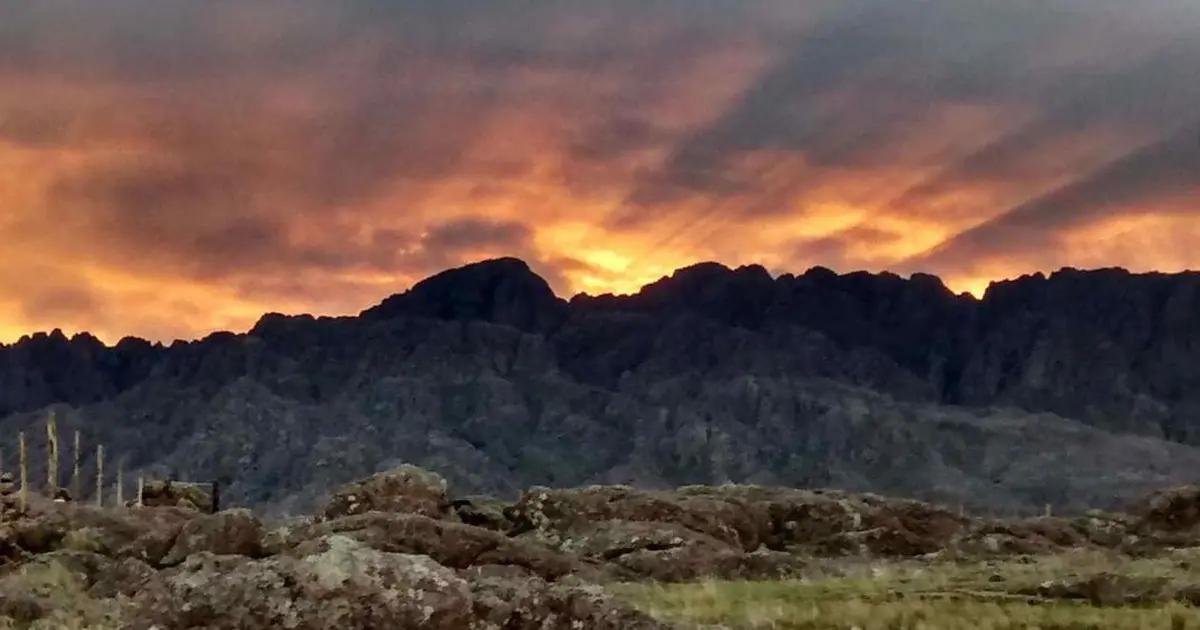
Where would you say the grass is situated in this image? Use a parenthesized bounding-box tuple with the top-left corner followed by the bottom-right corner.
(0, 560, 123, 630)
(614, 550, 1200, 629)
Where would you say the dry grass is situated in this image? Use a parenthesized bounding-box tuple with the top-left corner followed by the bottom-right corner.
(0, 560, 122, 630)
(615, 550, 1200, 629)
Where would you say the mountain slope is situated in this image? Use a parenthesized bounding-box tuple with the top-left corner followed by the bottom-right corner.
(2, 258, 1199, 515)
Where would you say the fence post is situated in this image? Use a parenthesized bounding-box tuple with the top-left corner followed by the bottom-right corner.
(116, 458, 124, 507)
(46, 411, 58, 495)
(18, 432, 27, 512)
(72, 429, 81, 499)
(95, 444, 104, 507)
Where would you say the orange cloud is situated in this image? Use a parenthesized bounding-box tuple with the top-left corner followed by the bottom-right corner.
(1, 1, 1199, 343)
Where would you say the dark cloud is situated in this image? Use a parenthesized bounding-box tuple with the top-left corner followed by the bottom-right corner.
(617, 0, 1200, 229)
(908, 123, 1200, 273)
(886, 40, 1200, 215)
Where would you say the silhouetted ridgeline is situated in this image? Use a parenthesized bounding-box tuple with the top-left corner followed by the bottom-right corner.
(3, 259, 1200, 514)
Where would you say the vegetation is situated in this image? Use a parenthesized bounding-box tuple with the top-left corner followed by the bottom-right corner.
(0, 561, 121, 630)
(615, 550, 1200, 629)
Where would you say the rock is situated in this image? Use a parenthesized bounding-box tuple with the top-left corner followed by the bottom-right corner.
(320, 465, 452, 521)
(1034, 573, 1174, 606)
(127, 535, 475, 629)
(0, 550, 126, 627)
(161, 508, 264, 566)
(2, 501, 197, 566)
(468, 574, 673, 629)
(141, 480, 216, 513)
(269, 511, 589, 581)
(1133, 485, 1200, 535)
(510, 484, 965, 560)
(549, 518, 804, 581)
(0, 472, 16, 495)
(1073, 511, 1134, 547)
(508, 485, 771, 551)
(958, 517, 1097, 556)
(452, 495, 512, 531)
(16, 550, 158, 598)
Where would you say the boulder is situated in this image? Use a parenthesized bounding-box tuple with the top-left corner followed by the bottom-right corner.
(549, 518, 805, 581)
(161, 508, 264, 566)
(956, 516, 1128, 557)
(1133, 485, 1200, 535)
(0, 550, 128, 627)
(128, 535, 475, 629)
(452, 495, 513, 531)
(320, 465, 452, 521)
(141, 480, 216, 513)
(468, 574, 672, 629)
(2, 502, 196, 567)
(16, 550, 158, 598)
(1034, 573, 1175, 606)
(508, 485, 771, 551)
(268, 511, 590, 581)
(508, 484, 966, 559)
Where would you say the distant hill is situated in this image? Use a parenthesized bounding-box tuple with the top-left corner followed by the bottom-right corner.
(4, 258, 1200, 515)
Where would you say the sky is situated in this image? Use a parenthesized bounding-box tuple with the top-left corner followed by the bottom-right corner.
(1, 0, 1199, 344)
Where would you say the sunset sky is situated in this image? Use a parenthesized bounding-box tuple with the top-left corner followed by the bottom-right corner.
(2, 1, 1199, 344)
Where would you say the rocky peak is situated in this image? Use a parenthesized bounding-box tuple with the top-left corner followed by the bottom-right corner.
(0, 327, 162, 416)
(362, 257, 567, 332)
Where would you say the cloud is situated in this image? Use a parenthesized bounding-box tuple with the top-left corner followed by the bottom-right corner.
(1, 0, 1198, 342)
(908, 122, 1200, 275)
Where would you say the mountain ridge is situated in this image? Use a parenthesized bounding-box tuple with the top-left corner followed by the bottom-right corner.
(6, 259, 1190, 348)
(3, 258, 1200, 515)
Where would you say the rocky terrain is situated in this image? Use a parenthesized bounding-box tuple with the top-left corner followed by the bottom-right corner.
(4, 259, 1200, 514)
(4, 465, 1200, 628)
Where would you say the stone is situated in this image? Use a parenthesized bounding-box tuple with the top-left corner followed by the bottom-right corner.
(452, 495, 513, 531)
(127, 535, 475, 629)
(161, 508, 264, 566)
(1, 501, 197, 566)
(141, 480, 215, 513)
(320, 465, 452, 521)
(467, 574, 672, 629)
(270, 511, 587, 581)
(1133, 485, 1200, 534)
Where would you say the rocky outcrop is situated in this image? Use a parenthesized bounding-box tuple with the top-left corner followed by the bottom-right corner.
(129, 536, 478, 629)
(140, 480, 217, 513)
(510, 484, 967, 561)
(267, 512, 590, 582)
(161, 509, 264, 566)
(8, 467, 1200, 628)
(467, 573, 670, 629)
(319, 465, 453, 521)
(553, 519, 806, 582)
(1132, 485, 1200, 534)
(1, 499, 198, 566)
(452, 495, 512, 531)
(363, 257, 568, 332)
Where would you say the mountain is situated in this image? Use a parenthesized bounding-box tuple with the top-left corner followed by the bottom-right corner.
(3, 258, 1200, 516)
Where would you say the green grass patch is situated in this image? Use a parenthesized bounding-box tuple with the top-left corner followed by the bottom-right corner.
(614, 551, 1200, 629)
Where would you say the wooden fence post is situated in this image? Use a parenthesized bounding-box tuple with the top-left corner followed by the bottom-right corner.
(18, 432, 27, 512)
(72, 429, 81, 499)
(95, 444, 104, 507)
(46, 411, 58, 495)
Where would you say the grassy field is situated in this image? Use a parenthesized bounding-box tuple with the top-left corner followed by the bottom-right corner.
(614, 550, 1200, 629)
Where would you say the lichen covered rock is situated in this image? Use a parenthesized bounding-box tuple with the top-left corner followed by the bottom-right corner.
(321, 465, 453, 521)
(128, 535, 475, 629)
